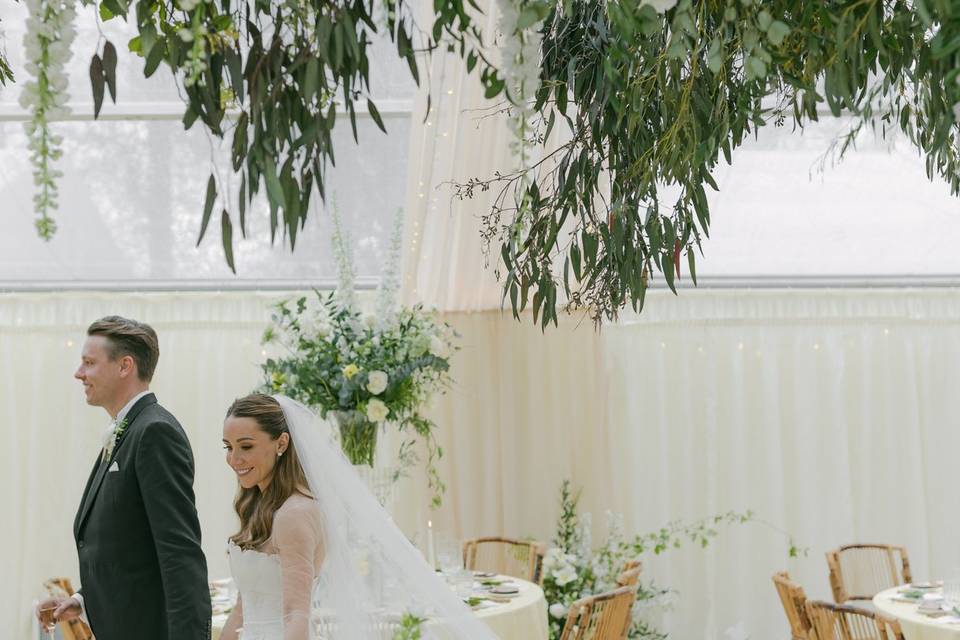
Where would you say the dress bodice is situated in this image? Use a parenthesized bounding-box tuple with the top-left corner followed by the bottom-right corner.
(229, 543, 285, 640)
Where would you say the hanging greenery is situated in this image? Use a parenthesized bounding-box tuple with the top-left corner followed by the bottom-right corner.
(76, 0, 508, 271)
(0, 11, 14, 86)
(462, 0, 960, 327)
(7, 0, 960, 326)
(20, 0, 77, 239)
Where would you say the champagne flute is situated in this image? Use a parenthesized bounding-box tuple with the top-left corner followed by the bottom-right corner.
(38, 605, 57, 639)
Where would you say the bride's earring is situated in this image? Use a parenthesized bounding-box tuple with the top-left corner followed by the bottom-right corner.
(277, 450, 283, 458)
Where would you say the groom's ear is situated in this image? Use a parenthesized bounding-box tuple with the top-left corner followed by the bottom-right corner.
(118, 354, 138, 378)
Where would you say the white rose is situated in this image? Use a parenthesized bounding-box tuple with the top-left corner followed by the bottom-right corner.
(299, 313, 319, 335)
(640, 0, 677, 13)
(366, 370, 388, 395)
(553, 565, 578, 586)
(429, 335, 450, 359)
(549, 603, 568, 619)
(365, 398, 389, 423)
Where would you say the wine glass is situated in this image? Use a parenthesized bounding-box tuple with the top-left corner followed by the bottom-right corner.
(37, 605, 57, 639)
(944, 570, 960, 608)
(436, 534, 462, 582)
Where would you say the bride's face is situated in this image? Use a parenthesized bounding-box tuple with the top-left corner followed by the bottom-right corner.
(222, 416, 288, 490)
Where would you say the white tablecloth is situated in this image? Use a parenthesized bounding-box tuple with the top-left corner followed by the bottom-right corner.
(212, 574, 548, 640)
(874, 586, 960, 640)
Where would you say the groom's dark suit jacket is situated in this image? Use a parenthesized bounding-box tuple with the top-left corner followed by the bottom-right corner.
(73, 393, 211, 640)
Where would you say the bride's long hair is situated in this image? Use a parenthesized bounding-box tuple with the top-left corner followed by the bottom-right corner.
(226, 393, 310, 550)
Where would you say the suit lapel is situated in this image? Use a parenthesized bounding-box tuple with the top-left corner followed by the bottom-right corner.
(107, 393, 156, 463)
(76, 393, 158, 534)
(74, 457, 103, 539)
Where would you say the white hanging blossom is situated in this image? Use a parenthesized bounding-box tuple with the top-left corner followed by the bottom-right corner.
(329, 201, 357, 312)
(639, 0, 678, 14)
(497, 0, 545, 169)
(20, 0, 76, 239)
(374, 207, 404, 329)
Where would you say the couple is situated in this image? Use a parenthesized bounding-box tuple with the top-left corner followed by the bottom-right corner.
(38, 316, 494, 640)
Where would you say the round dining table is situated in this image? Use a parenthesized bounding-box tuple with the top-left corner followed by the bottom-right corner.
(874, 586, 960, 639)
(211, 573, 548, 640)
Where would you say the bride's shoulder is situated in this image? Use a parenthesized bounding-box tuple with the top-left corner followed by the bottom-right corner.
(274, 493, 323, 527)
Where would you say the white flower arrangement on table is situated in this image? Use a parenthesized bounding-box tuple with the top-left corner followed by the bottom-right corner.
(261, 205, 457, 507)
(20, 0, 77, 239)
(541, 481, 803, 640)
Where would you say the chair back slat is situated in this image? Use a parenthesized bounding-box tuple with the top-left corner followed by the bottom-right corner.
(559, 585, 637, 640)
(806, 600, 905, 639)
(826, 545, 912, 602)
(462, 537, 545, 583)
(772, 571, 812, 640)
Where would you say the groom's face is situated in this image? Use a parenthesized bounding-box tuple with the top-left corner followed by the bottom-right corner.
(74, 336, 124, 408)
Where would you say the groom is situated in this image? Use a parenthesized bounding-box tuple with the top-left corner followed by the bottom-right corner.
(37, 316, 211, 640)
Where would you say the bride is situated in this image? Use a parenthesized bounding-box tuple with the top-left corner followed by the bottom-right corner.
(219, 393, 495, 640)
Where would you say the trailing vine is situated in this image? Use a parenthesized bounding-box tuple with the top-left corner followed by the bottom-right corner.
(20, 0, 77, 239)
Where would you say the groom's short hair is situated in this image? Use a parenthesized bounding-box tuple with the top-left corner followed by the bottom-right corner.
(87, 316, 160, 382)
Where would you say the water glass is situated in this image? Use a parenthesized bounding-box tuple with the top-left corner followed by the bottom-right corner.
(436, 534, 461, 576)
(944, 573, 960, 606)
(453, 568, 474, 598)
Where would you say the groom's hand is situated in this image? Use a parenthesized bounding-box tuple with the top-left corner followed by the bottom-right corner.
(35, 597, 65, 623)
(47, 597, 83, 622)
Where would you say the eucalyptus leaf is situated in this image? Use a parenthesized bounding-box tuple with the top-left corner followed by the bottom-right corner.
(102, 41, 118, 103)
(197, 174, 217, 246)
(89, 54, 105, 118)
(221, 209, 235, 273)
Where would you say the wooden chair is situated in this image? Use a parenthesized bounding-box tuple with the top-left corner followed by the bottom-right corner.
(806, 600, 905, 639)
(559, 584, 637, 640)
(615, 560, 642, 587)
(826, 544, 912, 604)
(772, 571, 812, 640)
(42, 578, 94, 640)
(462, 537, 545, 583)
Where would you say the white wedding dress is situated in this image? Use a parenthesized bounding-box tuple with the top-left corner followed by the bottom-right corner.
(225, 396, 496, 640)
(228, 543, 284, 640)
(228, 493, 324, 640)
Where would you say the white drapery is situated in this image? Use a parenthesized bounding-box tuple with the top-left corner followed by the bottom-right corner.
(6, 289, 960, 638)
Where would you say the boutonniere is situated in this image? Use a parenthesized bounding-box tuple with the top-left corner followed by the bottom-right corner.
(104, 417, 129, 461)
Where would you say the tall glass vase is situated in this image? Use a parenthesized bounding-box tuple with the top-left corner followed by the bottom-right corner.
(331, 410, 399, 511)
(332, 409, 378, 466)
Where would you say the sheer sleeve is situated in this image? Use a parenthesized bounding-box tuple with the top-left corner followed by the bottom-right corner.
(273, 497, 325, 640)
(219, 594, 243, 640)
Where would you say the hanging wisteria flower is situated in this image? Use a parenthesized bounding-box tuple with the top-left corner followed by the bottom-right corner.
(496, 0, 548, 168)
(639, 0, 678, 14)
(20, 0, 76, 240)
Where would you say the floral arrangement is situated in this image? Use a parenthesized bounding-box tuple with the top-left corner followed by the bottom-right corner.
(20, 0, 77, 240)
(261, 206, 457, 507)
(540, 481, 804, 639)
